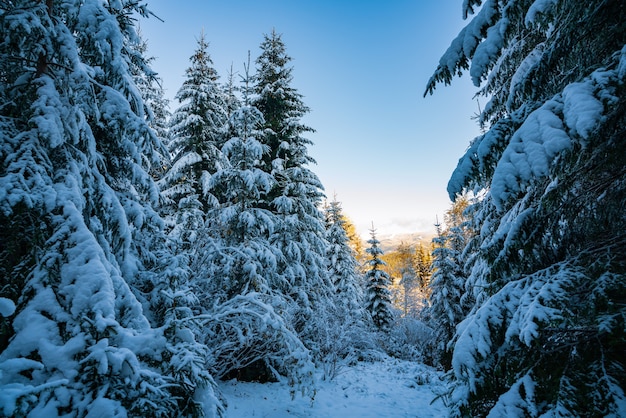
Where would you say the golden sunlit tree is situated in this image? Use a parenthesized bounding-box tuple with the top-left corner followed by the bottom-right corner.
(341, 213, 367, 270)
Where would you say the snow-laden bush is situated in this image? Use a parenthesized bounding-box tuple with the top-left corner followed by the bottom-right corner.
(201, 293, 316, 399)
(305, 302, 375, 381)
(382, 317, 435, 362)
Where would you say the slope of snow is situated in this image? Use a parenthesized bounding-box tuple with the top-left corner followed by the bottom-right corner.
(218, 356, 447, 417)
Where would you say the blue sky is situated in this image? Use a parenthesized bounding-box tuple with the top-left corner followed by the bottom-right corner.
(140, 0, 481, 237)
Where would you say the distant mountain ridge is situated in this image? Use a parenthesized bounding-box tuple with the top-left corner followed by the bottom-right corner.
(376, 232, 434, 252)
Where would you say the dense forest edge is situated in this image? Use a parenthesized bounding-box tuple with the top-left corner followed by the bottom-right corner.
(1, 1, 625, 417)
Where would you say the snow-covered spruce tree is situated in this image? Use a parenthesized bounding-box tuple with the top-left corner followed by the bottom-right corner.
(129, 28, 225, 418)
(223, 64, 242, 125)
(426, 198, 472, 369)
(130, 30, 171, 180)
(138, 242, 225, 418)
(325, 197, 364, 313)
(197, 65, 315, 394)
(0, 1, 223, 416)
(318, 197, 369, 377)
(201, 62, 280, 300)
(365, 226, 394, 332)
(427, 221, 466, 370)
(252, 29, 334, 347)
(426, 0, 626, 416)
(158, 33, 229, 247)
(252, 29, 315, 176)
(444, 195, 478, 319)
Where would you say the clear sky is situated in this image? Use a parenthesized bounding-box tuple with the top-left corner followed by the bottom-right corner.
(139, 0, 482, 238)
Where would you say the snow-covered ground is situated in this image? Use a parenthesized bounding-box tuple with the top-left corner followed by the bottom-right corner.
(219, 356, 448, 417)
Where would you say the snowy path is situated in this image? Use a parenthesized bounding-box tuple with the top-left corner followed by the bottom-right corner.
(219, 357, 448, 417)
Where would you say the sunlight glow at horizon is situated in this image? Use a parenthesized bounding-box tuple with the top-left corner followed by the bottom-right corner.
(140, 0, 482, 238)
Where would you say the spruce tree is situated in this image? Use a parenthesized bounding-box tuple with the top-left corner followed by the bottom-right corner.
(325, 197, 364, 315)
(130, 30, 171, 173)
(308, 197, 369, 379)
(0, 1, 222, 416)
(365, 226, 394, 331)
(252, 29, 315, 175)
(427, 221, 465, 370)
(222, 64, 242, 140)
(131, 30, 225, 418)
(159, 33, 228, 247)
(426, 0, 626, 415)
(414, 243, 433, 289)
(253, 30, 333, 344)
(197, 65, 315, 394)
(202, 66, 280, 300)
